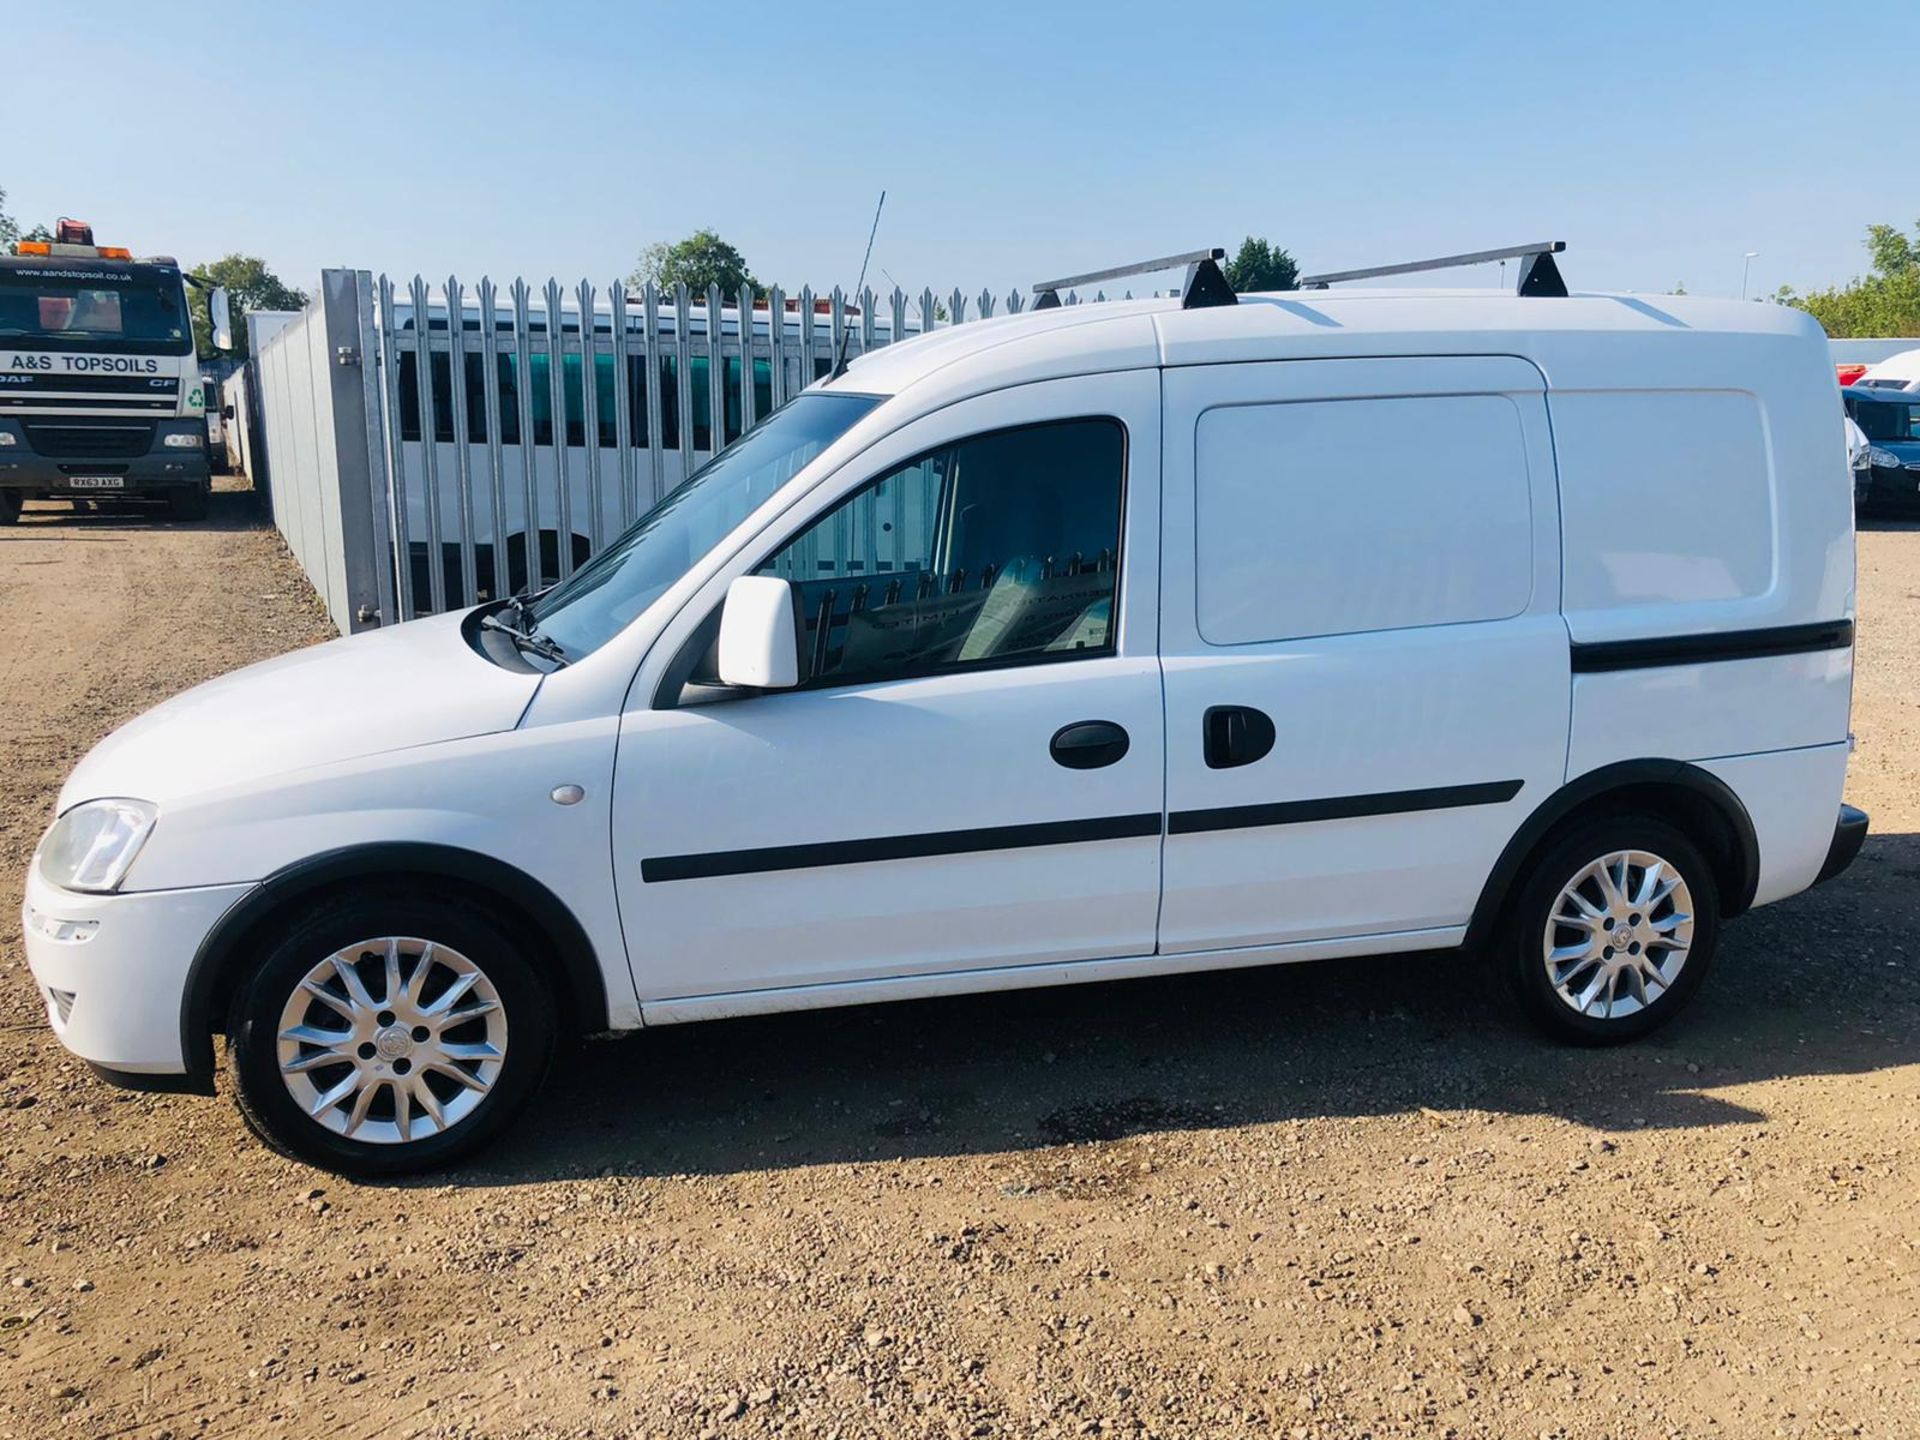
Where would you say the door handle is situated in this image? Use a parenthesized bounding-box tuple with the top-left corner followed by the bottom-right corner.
(1050, 720, 1131, 770)
(1203, 705, 1275, 769)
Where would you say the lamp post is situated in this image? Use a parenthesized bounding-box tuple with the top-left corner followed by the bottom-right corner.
(1741, 251, 1759, 301)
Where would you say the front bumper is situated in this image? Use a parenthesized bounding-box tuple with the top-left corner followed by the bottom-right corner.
(1858, 462, 1920, 510)
(0, 419, 210, 497)
(21, 863, 253, 1082)
(1814, 804, 1869, 886)
(0, 450, 211, 497)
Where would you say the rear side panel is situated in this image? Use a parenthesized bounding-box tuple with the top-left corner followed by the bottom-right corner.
(1568, 645, 1851, 777)
(1553, 323, 1854, 906)
(1700, 742, 1851, 905)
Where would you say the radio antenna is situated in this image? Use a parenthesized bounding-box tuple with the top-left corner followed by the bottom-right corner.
(832, 189, 886, 378)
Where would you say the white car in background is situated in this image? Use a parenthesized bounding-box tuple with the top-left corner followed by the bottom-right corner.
(1854, 346, 1920, 392)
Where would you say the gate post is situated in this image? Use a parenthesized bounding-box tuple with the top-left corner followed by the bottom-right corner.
(320, 268, 396, 630)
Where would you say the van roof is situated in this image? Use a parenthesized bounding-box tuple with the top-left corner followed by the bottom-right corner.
(823, 289, 1831, 403)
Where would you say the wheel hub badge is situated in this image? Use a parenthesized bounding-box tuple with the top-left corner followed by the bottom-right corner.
(374, 1025, 413, 1061)
(1610, 922, 1633, 947)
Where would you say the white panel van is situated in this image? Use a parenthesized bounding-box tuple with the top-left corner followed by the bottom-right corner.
(23, 252, 1866, 1175)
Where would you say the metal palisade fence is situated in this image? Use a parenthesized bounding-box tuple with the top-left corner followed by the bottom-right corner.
(249, 268, 1121, 633)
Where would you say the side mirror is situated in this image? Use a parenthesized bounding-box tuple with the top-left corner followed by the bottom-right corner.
(208, 287, 234, 352)
(717, 575, 801, 689)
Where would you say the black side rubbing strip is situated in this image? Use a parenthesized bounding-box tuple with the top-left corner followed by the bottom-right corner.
(1169, 779, 1524, 837)
(1570, 620, 1853, 674)
(642, 812, 1163, 883)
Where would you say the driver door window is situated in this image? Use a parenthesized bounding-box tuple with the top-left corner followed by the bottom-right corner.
(758, 417, 1125, 685)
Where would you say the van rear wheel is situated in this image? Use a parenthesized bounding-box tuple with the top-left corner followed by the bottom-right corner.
(227, 894, 556, 1176)
(1502, 815, 1720, 1044)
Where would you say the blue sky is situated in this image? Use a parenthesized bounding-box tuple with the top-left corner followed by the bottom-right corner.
(5, 2, 1908, 302)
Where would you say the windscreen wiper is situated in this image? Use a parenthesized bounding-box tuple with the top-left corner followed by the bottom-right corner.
(480, 602, 570, 668)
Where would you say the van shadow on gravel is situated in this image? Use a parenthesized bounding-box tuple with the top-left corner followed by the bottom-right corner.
(438, 832, 1920, 1189)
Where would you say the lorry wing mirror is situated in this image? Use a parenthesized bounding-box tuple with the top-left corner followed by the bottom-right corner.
(209, 287, 234, 352)
(717, 575, 802, 690)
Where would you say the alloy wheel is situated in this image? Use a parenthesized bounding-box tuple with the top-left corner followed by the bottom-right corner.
(275, 936, 508, 1144)
(1541, 849, 1694, 1021)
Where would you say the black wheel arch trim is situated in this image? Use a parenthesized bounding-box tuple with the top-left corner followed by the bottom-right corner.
(1463, 759, 1761, 951)
(178, 842, 613, 1090)
(88, 1061, 213, 1096)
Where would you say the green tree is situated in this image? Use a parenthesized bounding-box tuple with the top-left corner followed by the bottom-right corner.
(0, 190, 77, 253)
(1866, 223, 1916, 278)
(187, 254, 307, 359)
(2, 187, 56, 255)
(0, 186, 49, 254)
(1779, 220, 1920, 338)
(1221, 236, 1300, 293)
(629, 228, 764, 298)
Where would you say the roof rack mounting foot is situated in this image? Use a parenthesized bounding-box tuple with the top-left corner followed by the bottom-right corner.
(1516, 248, 1568, 298)
(1031, 247, 1238, 311)
(1180, 253, 1237, 310)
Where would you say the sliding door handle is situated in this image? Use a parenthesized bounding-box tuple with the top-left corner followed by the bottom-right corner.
(1203, 705, 1275, 769)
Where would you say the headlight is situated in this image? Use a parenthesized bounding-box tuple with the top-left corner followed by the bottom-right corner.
(37, 799, 158, 893)
(163, 432, 203, 449)
(0, 431, 16, 446)
(1866, 445, 1903, 469)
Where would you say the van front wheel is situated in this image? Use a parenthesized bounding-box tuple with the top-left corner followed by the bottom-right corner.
(1502, 816, 1720, 1044)
(227, 894, 556, 1176)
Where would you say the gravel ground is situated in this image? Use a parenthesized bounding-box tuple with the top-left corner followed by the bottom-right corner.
(1, 491, 1915, 1440)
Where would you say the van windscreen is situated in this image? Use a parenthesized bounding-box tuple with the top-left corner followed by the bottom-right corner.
(526, 391, 882, 659)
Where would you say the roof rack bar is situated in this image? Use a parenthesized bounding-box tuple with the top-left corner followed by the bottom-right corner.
(1299, 240, 1567, 290)
(1031, 246, 1236, 312)
(1032, 247, 1224, 295)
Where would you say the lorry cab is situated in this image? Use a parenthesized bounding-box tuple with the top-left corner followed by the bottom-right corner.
(0, 219, 223, 523)
(22, 246, 1866, 1175)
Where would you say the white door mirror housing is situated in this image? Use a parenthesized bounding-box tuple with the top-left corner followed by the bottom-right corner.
(717, 575, 802, 689)
(208, 287, 234, 352)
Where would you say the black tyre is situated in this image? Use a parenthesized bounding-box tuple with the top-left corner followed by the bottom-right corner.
(227, 892, 556, 1177)
(1500, 815, 1720, 1044)
(167, 487, 210, 521)
(0, 490, 20, 525)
